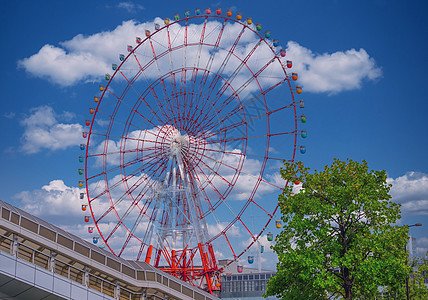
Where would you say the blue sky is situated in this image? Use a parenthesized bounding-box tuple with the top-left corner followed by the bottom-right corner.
(1, 0, 427, 270)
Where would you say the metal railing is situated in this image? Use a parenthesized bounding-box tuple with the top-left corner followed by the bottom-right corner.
(0, 232, 167, 300)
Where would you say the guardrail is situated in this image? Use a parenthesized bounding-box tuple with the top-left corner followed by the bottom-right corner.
(0, 200, 219, 300)
(0, 231, 162, 300)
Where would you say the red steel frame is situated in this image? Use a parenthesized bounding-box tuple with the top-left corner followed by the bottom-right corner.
(84, 9, 299, 294)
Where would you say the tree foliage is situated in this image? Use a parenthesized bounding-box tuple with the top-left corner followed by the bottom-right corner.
(382, 252, 428, 299)
(265, 159, 409, 300)
(408, 253, 428, 299)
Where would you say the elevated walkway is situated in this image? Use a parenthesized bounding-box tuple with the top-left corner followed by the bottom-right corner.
(0, 200, 219, 300)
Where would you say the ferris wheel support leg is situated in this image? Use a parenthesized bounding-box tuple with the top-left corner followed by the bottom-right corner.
(208, 243, 218, 270)
(176, 154, 205, 244)
(145, 245, 153, 264)
(175, 152, 219, 293)
(171, 249, 177, 276)
(154, 248, 162, 267)
(257, 241, 262, 273)
(198, 243, 214, 294)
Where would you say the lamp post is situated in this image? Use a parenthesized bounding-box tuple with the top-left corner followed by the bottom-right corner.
(405, 223, 422, 300)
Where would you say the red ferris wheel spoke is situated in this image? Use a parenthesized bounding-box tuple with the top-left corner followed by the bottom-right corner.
(188, 27, 246, 129)
(118, 215, 144, 257)
(250, 198, 275, 218)
(195, 158, 233, 186)
(94, 172, 151, 223)
(208, 40, 262, 103)
(192, 23, 225, 96)
(136, 208, 159, 261)
(98, 89, 162, 132)
(203, 136, 246, 145)
(192, 164, 225, 200)
(245, 153, 286, 161)
(85, 12, 301, 292)
(222, 232, 237, 259)
(97, 174, 160, 231)
(237, 217, 255, 240)
(200, 150, 284, 191)
(193, 17, 208, 69)
(200, 56, 285, 134)
(94, 153, 168, 223)
(106, 190, 151, 248)
(190, 177, 214, 212)
(197, 150, 243, 177)
(198, 42, 262, 120)
(205, 20, 227, 71)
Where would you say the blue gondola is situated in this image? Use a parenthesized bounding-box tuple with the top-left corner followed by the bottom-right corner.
(248, 256, 254, 264)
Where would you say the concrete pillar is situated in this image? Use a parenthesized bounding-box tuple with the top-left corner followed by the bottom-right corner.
(114, 280, 120, 300)
(140, 289, 147, 300)
(83, 266, 89, 287)
(49, 250, 56, 272)
(10, 233, 18, 257)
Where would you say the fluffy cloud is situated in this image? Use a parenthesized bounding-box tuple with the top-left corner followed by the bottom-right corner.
(286, 41, 382, 94)
(20, 106, 83, 154)
(15, 180, 83, 223)
(208, 222, 241, 238)
(18, 45, 107, 86)
(17, 20, 142, 86)
(388, 172, 428, 216)
(14, 177, 148, 256)
(18, 19, 381, 95)
(416, 237, 428, 256)
(117, 2, 144, 12)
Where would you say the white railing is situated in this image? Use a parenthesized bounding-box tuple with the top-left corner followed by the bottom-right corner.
(0, 232, 166, 300)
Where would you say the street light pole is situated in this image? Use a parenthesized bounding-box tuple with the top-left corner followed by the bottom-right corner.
(405, 223, 422, 300)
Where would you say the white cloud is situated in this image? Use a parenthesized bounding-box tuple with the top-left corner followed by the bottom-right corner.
(18, 19, 381, 95)
(416, 237, 428, 256)
(15, 180, 84, 223)
(20, 106, 83, 154)
(388, 172, 428, 216)
(208, 222, 241, 238)
(3, 112, 15, 119)
(117, 2, 144, 12)
(17, 20, 142, 86)
(18, 44, 107, 86)
(286, 41, 382, 94)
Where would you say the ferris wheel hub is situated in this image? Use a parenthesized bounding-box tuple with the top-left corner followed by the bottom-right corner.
(83, 10, 302, 294)
(169, 131, 189, 157)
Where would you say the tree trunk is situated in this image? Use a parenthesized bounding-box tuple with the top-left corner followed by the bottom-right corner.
(343, 267, 352, 300)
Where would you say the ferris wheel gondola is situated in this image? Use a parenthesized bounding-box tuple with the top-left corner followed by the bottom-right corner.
(79, 7, 306, 294)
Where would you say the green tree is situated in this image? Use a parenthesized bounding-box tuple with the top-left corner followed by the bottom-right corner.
(265, 159, 409, 300)
(408, 252, 428, 299)
(382, 252, 428, 299)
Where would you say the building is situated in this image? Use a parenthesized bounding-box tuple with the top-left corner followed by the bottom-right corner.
(218, 259, 278, 300)
(408, 236, 417, 258)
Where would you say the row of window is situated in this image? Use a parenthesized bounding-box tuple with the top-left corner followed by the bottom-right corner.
(221, 279, 269, 293)
(222, 272, 275, 282)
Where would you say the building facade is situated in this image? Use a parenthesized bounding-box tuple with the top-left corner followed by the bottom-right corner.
(218, 259, 278, 300)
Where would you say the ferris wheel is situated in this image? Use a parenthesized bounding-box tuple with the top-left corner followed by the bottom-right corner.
(79, 7, 306, 294)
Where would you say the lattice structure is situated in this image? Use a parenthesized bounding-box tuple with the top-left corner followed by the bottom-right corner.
(80, 8, 305, 294)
